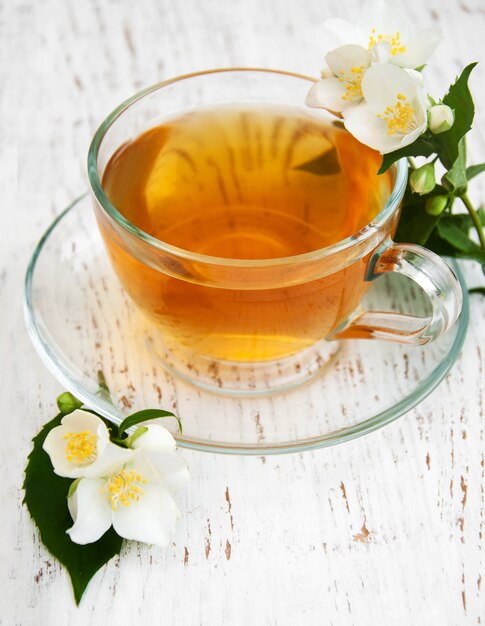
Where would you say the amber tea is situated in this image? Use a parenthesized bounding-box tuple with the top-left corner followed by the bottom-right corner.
(100, 104, 392, 361)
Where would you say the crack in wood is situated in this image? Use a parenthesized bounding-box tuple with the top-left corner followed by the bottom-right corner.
(225, 486, 234, 531)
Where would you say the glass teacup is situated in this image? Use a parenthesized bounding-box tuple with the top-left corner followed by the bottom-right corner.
(88, 69, 462, 395)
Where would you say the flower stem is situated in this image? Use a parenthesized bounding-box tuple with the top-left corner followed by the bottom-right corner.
(460, 192, 485, 251)
(407, 157, 417, 169)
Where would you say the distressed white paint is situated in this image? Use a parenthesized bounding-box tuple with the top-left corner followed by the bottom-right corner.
(1, 0, 485, 624)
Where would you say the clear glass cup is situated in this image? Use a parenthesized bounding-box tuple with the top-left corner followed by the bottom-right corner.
(88, 69, 463, 396)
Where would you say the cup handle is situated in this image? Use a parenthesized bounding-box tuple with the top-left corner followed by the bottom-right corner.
(332, 239, 463, 345)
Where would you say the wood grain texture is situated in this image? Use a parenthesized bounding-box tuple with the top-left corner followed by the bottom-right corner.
(1, 0, 485, 624)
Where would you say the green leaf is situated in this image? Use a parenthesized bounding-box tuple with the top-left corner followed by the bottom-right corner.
(118, 409, 182, 437)
(425, 231, 458, 257)
(436, 208, 485, 231)
(394, 196, 443, 246)
(442, 137, 468, 193)
(23, 413, 122, 605)
(57, 392, 83, 415)
(293, 148, 341, 175)
(434, 63, 477, 168)
(466, 163, 485, 181)
(469, 286, 485, 295)
(439, 212, 475, 231)
(425, 211, 484, 257)
(378, 136, 436, 174)
(437, 216, 482, 254)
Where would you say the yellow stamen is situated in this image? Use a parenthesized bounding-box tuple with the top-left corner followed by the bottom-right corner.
(339, 65, 365, 101)
(64, 430, 97, 464)
(377, 94, 416, 135)
(368, 29, 406, 55)
(104, 470, 148, 511)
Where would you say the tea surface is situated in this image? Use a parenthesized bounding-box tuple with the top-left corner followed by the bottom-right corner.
(100, 105, 392, 361)
(103, 105, 390, 259)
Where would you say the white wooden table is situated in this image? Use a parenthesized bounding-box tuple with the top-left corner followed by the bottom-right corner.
(1, 0, 485, 623)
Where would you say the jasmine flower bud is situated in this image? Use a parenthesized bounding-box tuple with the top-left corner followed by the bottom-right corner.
(425, 194, 448, 216)
(320, 65, 333, 79)
(410, 163, 436, 195)
(428, 104, 455, 134)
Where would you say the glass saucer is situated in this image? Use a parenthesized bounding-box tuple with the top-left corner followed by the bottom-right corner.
(24, 194, 469, 455)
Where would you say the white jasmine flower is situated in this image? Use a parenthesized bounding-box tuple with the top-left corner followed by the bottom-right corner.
(320, 0, 442, 70)
(306, 44, 370, 112)
(343, 64, 428, 153)
(66, 425, 190, 548)
(428, 104, 455, 134)
(43, 410, 134, 479)
(307, 0, 440, 117)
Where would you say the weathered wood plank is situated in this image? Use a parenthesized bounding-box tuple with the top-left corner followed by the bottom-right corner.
(1, 0, 484, 624)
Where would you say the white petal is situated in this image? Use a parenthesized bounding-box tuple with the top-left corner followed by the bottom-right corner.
(361, 64, 421, 114)
(392, 122, 427, 149)
(392, 27, 443, 68)
(61, 410, 108, 433)
(112, 484, 180, 548)
(125, 452, 161, 481)
(143, 451, 190, 495)
(81, 441, 134, 478)
(131, 424, 177, 453)
(359, 0, 410, 44)
(43, 410, 110, 479)
(405, 68, 424, 88)
(325, 44, 370, 76)
(369, 41, 391, 64)
(306, 77, 353, 113)
(321, 18, 366, 49)
(401, 70, 428, 127)
(345, 67, 428, 153)
(66, 478, 112, 544)
(343, 103, 405, 153)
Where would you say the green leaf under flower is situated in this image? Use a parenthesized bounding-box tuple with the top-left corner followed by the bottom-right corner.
(434, 63, 477, 169)
(23, 413, 122, 605)
(378, 136, 436, 175)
